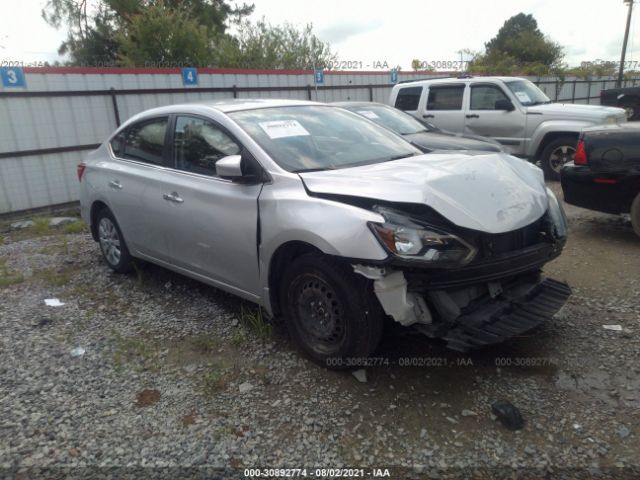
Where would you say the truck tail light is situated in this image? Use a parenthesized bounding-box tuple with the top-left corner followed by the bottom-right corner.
(574, 140, 587, 165)
(77, 163, 86, 181)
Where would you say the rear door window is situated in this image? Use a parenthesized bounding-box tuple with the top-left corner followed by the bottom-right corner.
(427, 85, 465, 110)
(112, 117, 169, 165)
(394, 86, 423, 111)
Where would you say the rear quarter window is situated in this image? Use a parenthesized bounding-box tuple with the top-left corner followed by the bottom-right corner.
(394, 86, 423, 111)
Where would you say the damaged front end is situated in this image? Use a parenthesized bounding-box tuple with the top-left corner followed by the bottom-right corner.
(353, 193, 571, 352)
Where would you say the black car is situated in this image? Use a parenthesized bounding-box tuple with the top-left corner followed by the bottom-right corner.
(333, 102, 504, 153)
(561, 123, 640, 237)
(600, 86, 640, 121)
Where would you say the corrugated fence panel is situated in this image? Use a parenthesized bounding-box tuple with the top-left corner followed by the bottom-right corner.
(0, 68, 629, 214)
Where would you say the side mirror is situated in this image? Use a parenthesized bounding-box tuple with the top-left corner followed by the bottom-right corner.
(495, 99, 515, 111)
(216, 154, 243, 178)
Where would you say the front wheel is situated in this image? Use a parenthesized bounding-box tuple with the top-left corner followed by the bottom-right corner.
(281, 253, 384, 369)
(631, 193, 640, 238)
(540, 136, 577, 181)
(621, 102, 639, 121)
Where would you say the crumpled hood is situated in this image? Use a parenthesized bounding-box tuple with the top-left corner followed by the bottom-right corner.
(527, 103, 626, 122)
(300, 153, 549, 234)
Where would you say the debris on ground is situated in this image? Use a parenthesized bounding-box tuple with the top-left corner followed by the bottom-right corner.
(70, 347, 85, 357)
(602, 325, 623, 331)
(44, 298, 65, 307)
(352, 369, 367, 383)
(491, 400, 525, 431)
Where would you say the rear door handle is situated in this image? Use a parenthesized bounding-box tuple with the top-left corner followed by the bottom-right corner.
(423, 114, 435, 119)
(466, 114, 480, 119)
(108, 180, 123, 190)
(163, 192, 184, 204)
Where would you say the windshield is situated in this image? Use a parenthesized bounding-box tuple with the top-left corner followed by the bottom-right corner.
(229, 105, 421, 172)
(505, 79, 551, 106)
(342, 104, 435, 135)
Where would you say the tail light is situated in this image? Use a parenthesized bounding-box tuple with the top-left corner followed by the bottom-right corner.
(574, 140, 587, 165)
(77, 163, 86, 181)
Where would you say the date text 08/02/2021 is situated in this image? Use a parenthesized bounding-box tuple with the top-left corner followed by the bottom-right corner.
(244, 468, 392, 478)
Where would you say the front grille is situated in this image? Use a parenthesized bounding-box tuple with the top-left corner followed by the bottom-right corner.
(477, 215, 548, 258)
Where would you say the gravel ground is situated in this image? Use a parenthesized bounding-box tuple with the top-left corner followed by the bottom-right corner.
(0, 183, 639, 480)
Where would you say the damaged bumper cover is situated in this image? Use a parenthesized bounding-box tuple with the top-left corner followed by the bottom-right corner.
(353, 263, 571, 352)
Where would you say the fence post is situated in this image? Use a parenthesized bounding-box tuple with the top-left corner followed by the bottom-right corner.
(307, 84, 312, 100)
(587, 79, 591, 104)
(571, 80, 576, 103)
(109, 87, 120, 127)
(232, 84, 238, 99)
(368, 85, 373, 102)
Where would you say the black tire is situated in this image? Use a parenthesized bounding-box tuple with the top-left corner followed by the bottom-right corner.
(540, 136, 577, 181)
(621, 101, 639, 121)
(95, 208, 133, 273)
(280, 252, 384, 369)
(631, 193, 640, 238)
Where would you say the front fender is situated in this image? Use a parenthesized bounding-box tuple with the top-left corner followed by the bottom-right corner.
(528, 120, 594, 157)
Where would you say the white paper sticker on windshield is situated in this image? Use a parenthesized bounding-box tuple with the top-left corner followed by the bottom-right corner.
(515, 91, 531, 103)
(259, 120, 310, 139)
(356, 110, 380, 119)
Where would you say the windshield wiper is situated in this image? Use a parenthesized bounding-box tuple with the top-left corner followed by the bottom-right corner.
(292, 166, 335, 173)
(386, 152, 418, 161)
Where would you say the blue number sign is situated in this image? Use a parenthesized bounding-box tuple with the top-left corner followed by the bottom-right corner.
(314, 69, 324, 85)
(182, 68, 198, 86)
(1, 67, 26, 88)
(390, 69, 398, 84)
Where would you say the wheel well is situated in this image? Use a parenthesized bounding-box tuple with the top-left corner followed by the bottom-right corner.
(89, 201, 109, 241)
(268, 241, 323, 318)
(619, 95, 640, 106)
(535, 132, 579, 159)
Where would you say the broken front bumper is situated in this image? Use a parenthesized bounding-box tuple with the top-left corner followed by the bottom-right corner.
(354, 255, 571, 352)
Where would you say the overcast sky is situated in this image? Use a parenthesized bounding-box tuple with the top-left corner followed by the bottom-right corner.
(0, 0, 637, 70)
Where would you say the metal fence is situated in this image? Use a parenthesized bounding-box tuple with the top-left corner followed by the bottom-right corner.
(0, 68, 636, 215)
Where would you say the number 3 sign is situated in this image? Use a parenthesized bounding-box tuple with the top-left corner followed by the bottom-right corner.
(0, 67, 26, 88)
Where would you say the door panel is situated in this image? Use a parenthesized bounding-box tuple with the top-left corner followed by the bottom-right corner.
(464, 84, 526, 155)
(421, 84, 466, 133)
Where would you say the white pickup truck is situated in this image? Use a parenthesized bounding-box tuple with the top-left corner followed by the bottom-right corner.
(389, 76, 626, 179)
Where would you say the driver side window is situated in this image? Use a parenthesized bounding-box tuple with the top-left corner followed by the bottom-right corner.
(470, 85, 510, 110)
(173, 116, 241, 176)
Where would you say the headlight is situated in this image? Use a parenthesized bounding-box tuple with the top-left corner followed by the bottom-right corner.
(369, 206, 477, 266)
(546, 188, 568, 239)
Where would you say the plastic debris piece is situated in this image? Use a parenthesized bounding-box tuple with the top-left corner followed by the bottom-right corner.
(70, 347, 85, 357)
(45, 298, 65, 307)
(602, 325, 623, 331)
(352, 369, 367, 383)
(491, 400, 525, 431)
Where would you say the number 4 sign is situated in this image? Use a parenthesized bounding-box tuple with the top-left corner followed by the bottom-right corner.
(181, 68, 198, 86)
(0, 67, 26, 88)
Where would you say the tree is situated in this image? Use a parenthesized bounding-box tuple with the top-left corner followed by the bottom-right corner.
(117, 3, 216, 66)
(42, 0, 254, 66)
(221, 20, 337, 70)
(469, 13, 564, 75)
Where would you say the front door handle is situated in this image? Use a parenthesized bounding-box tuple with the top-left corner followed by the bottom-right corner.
(108, 180, 123, 190)
(163, 192, 184, 204)
(466, 114, 480, 119)
(423, 114, 435, 119)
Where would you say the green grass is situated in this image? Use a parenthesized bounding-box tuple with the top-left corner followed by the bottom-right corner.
(231, 328, 247, 347)
(32, 217, 52, 236)
(0, 257, 25, 288)
(239, 304, 272, 340)
(189, 334, 219, 352)
(63, 220, 87, 235)
(31, 268, 73, 287)
(113, 334, 160, 372)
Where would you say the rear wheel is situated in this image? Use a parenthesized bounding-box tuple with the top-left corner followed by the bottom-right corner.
(96, 208, 133, 273)
(281, 253, 384, 369)
(631, 193, 640, 238)
(540, 136, 577, 181)
(621, 101, 640, 121)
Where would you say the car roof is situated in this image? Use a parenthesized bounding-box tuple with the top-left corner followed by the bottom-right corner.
(396, 76, 524, 87)
(332, 101, 390, 108)
(130, 98, 322, 118)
